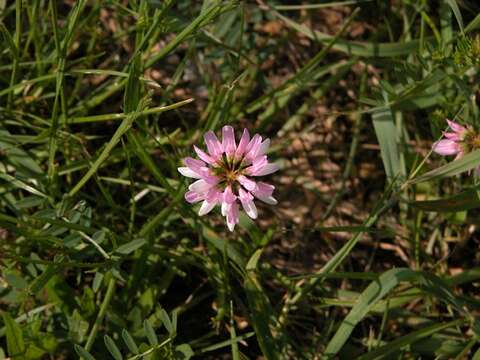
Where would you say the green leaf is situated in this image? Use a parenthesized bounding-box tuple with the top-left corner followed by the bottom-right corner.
(409, 188, 480, 212)
(465, 12, 480, 33)
(159, 309, 174, 335)
(408, 149, 480, 184)
(104, 335, 123, 360)
(275, 11, 422, 57)
(145, 3, 225, 67)
(2, 313, 25, 359)
(198, 332, 255, 354)
(372, 105, 403, 183)
(0, 22, 19, 60)
(246, 249, 263, 271)
(356, 319, 465, 360)
(74, 345, 96, 360)
(445, 0, 464, 33)
(144, 320, 158, 346)
(174, 344, 194, 360)
(92, 272, 104, 293)
(29, 263, 61, 294)
(201, 227, 245, 268)
(68, 95, 150, 196)
(0, 173, 48, 199)
(324, 267, 468, 357)
(411, 337, 467, 358)
(68, 310, 90, 344)
(115, 238, 146, 255)
(122, 329, 139, 355)
(0, 129, 43, 177)
(5, 271, 28, 289)
(244, 273, 279, 360)
(123, 53, 141, 114)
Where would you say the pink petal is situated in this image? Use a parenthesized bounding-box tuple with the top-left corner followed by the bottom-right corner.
(239, 188, 257, 219)
(235, 128, 250, 159)
(184, 157, 218, 184)
(244, 156, 267, 175)
(432, 139, 460, 156)
(189, 179, 213, 193)
(178, 167, 202, 179)
(222, 126, 236, 155)
(249, 163, 279, 177)
(237, 175, 257, 191)
(252, 182, 277, 205)
(254, 194, 277, 205)
(254, 182, 274, 197)
(226, 202, 239, 232)
(446, 119, 467, 134)
(203, 174, 220, 185)
(184, 156, 205, 167)
(222, 186, 236, 204)
(205, 188, 222, 203)
(258, 138, 270, 156)
(194, 145, 216, 164)
(245, 134, 262, 161)
(198, 199, 217, 216)
(185, 191, 203, 203)
(443, 131, 460, 141)
(184, 157, 206, 174)
(204, 131, 223, 159)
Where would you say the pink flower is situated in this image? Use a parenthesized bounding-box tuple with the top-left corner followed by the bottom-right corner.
(179, 126, 279, 231)
(432, 119, 480, 174)
(432, 119, 466, 158)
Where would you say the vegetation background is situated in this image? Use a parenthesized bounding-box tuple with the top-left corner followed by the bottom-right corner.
(2, 0, 480, 359)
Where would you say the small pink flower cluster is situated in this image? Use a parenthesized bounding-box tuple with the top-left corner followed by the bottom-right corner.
(178, 126, 279, 231)
(432, 119, 467, 159)
(433, 119, 480, 173)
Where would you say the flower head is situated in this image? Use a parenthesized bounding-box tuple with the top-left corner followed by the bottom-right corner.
(433, 119, 480, 173)
(179, 126, 279, 231)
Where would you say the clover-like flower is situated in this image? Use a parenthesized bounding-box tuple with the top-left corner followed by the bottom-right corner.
(433, 119, 480, 174)
(433, 119, 467, 158)
(178, 126, 279, 231)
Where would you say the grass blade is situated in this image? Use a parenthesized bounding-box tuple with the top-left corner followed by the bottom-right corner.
(2, 312, 25, 359)
(408, 149, 480, 185)
(324, 268, 468, 358)
(275, 11, 422, 57)
(372, 105, 403, 183)
(445, 0, 464, 33)
(68, 96, 149, 197)
(357, 319, 465, 360)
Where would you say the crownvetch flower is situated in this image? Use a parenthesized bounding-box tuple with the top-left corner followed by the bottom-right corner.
(432, 119, 480, 174)
(179, 126, 278, 231)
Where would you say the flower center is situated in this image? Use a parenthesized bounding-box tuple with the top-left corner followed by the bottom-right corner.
(212, 154, 247, 187)
(462, 129, 480, 152)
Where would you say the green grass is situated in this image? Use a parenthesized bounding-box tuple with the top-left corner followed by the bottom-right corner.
(1, 1, 480, 359)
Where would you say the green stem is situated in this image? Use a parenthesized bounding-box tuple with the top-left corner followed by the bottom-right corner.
(7, 0, 21, 110)
(85, 276, 116, 351)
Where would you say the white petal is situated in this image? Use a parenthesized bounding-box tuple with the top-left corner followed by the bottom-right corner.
(253, 163, 279, 176)
(178, 167, 202, 178)
(189, 179, 211, 193)
(258, 139, 270, 156)
(243, 201, 258, 219)
(198, 200, 216, 216)
(257, 195, 277, 205)
(227, 220, 235, 232)
(221, 202, 229, 216)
